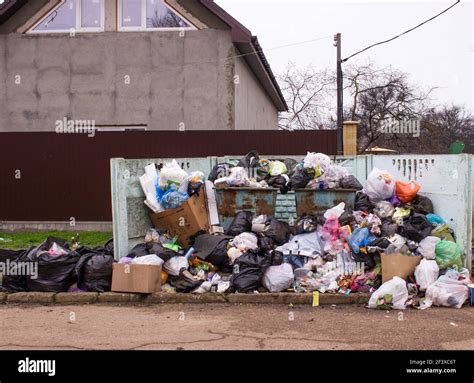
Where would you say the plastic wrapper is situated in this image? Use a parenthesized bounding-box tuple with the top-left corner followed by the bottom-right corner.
(230, 232, 259, 252)
(268, 160, 287, 176)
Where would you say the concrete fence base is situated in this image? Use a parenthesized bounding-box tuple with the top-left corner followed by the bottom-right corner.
(0, 292, 370, 306)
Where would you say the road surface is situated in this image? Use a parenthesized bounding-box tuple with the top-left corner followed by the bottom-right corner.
(0, 304, 473, 350)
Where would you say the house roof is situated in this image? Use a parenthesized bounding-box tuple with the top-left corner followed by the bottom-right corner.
(0, 0, 288, 111)
(198, 0, 287, 112)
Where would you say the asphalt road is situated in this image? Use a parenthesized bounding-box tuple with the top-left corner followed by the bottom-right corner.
(0, 304, 472, 350)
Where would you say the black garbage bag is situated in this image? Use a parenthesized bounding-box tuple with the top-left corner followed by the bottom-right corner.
(339, 208, 356, 226)
(340, 175, 363, 190)
(208, 240, 233, 273)
(74, 252, 114, 292)
(230, 250, 271, 293)
(295, 214, 324, 234)
(284, 158, 299, 177)
(26, 244, 80, 292)
(226, 211, 253, 236)
(351, 251, 380, 271)
(354, 192, 374, 212)
(380, 218, 398, 237)
(369, 237, 392, 249)
(104, 238, 114, 255)
(188, 182, 203, 197)
(411, 194, 434, 215)
(0, 248, 25, 263)
(262, 217, 291, 246)
(208, 162, 234, 182)
(288, 167, 313, 189)
(237, 150, 260, 168)
(126, 243, 149, 258)
(168, 273, 203, 293)
(399, 213, 433, 242)
(271, 251, 284, 266)
(1, 248, 32, 292)
(146, 243, 176, 262)
(266, 176, 285, 188)
(258, 236, 277, 252)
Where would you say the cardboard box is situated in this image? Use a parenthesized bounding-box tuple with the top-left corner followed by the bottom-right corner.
(111, 263, 162, 293)
(381, 253, 422, 283)
(149, 191, 210, 247)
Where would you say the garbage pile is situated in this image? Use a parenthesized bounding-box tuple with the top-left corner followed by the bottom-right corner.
(1, 154, 470, 309)
(0, 237, 114, 293)
(210, 151, 363, 193)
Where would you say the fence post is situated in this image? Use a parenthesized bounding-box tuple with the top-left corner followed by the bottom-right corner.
(343, 121, 359, 155)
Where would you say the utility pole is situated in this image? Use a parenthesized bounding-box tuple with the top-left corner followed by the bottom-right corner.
(334, 33, 343, 155)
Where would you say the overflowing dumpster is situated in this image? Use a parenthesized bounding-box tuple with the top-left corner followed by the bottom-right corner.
(214, 187, 278, 230)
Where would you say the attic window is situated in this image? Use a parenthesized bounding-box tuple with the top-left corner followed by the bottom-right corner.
(118, 0, 194, 31)
(29, 0, 104, 33)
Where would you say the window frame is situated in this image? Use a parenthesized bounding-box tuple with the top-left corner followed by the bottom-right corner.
(27, 0, 105, 34)
(117, 0, 196, 32)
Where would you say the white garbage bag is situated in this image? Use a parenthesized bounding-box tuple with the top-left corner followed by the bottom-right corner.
(263, 263, 294, 292)
(414, 259, 439, 291)
(303, 152, 331, 173)
(368, 276, 409, 310)
(425, 268, 471, 309)
(163, 256, 189, 276)
(324, 202, 345, 219)
(364, 167, 395, 203)
(230, 232, 259, 252)
(417, 236, 441, 260)
(131, 254, 164, 266)
(158, 159, 188, 189)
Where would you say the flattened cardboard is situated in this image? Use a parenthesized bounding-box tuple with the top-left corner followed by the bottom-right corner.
(381, 253, 422, 283)
(149, 191, 210, 248)
(111, 263, 162, 294)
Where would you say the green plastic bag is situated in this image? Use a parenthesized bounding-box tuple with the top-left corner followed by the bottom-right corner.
(435, 240, 462, 270)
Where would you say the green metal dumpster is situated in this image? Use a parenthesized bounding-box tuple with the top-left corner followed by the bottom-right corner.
(294, 189, 357, 216)
(214, 187, 278, 230)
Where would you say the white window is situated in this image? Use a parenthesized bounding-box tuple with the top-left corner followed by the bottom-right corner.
(118, 0, 194, 31)
(29, 0, 105, 33)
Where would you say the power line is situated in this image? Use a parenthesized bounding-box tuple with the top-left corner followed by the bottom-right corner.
(342, 0, 460, 63)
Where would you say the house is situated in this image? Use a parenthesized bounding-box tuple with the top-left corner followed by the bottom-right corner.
(0, 0, 287, 132)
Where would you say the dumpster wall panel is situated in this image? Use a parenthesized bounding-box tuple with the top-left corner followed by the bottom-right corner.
(372, 154, 472, 271)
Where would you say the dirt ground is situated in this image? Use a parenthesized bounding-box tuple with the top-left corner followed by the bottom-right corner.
(0, 304, 472, 350)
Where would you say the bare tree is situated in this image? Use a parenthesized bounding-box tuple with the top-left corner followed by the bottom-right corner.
(343, 64, 434, 153)
(278, 63, 335, 130)
(419, 105, 474, 153)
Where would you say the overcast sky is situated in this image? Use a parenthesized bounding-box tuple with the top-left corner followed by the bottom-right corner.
(217, 0, 473, 111)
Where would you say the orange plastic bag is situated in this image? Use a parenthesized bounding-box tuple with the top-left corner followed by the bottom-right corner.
(395, 181, 420, 203)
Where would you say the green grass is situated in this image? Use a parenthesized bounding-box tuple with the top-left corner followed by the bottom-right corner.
(0, 231, 112, 250)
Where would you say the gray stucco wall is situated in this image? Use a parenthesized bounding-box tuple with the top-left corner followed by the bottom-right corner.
(0, 29, 236, 131)
(234, 56, 279, 130)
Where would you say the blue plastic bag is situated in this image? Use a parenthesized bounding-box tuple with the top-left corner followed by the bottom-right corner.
(426, 214, 445, 225)
(348, 227, 376, 255)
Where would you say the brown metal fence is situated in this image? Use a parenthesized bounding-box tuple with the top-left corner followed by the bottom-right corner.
(0, 130, 337, 221)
